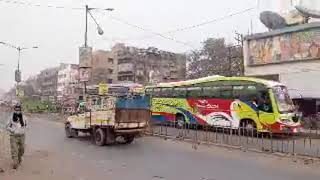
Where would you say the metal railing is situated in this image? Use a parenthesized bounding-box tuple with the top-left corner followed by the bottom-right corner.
(146, 121, 320, 158)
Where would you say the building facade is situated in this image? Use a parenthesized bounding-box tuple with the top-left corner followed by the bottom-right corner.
(90, 50, 117, 85)
(112, 43, 186, 85)
(38, 67, 59, 102)
(57, 63, 79, 107)
(243, 22, 320, 116)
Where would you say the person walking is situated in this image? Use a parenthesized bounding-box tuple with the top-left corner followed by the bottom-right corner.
(6, 103, 26, 169)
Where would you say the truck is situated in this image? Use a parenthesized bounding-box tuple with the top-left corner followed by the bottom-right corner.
(64, 86, 150, 146)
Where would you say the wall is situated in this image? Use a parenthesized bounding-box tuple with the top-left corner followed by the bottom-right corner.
(247, 25, 320, 66)
(244, 22, 320, 99)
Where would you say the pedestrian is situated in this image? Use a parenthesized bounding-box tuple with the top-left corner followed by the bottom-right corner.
(6, 103, 26, 169)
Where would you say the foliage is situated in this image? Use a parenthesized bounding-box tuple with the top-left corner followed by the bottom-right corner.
(187, 38, 243, 79)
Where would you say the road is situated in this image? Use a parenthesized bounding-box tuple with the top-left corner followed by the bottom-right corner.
(1, 111, 320, 180)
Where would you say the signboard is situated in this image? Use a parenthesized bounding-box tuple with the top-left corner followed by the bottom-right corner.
(15, 69, 21, 83)
(99, 83, 108, 95)
(79, 67, 91, 82)
(247, 28, 320, 66)
(16, 88, 24, 97)
(79, 46, 93, 68)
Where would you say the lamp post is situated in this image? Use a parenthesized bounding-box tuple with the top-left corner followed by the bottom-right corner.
(0, 42, 38, 97)
(80, 5, 113, 105)
(84, 5, 114, 47)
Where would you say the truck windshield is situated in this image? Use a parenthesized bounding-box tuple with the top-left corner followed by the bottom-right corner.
(273, 86, 295, 113)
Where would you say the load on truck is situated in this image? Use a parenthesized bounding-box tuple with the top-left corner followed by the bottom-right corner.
(65, 84, 150, 146)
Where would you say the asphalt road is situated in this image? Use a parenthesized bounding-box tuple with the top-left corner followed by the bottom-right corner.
(1, 112, 320, 180)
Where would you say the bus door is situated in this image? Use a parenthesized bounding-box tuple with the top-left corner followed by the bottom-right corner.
(256, 89, 276, 131)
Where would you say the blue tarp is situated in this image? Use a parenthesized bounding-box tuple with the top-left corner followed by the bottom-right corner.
(116, 95, 150, 110)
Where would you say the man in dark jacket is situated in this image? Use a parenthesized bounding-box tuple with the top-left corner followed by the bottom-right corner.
(6, 103, 26, 169)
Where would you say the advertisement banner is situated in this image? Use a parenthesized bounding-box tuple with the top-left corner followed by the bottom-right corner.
(79, 67, 91, 82)
(79, 46, 93, 68)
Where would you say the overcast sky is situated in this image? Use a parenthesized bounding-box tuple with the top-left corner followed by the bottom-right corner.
(0, 0, 316, 91)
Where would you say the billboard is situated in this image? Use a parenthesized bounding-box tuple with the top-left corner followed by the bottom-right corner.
(79, 46, 92, 68)
(247, 28, 320, 66)
(79, 67, 91, 82)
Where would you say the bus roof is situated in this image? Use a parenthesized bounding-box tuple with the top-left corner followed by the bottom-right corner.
(146, 75, 284, 88)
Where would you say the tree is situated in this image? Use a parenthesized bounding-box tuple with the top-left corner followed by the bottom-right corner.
(187, 37, 243, 79)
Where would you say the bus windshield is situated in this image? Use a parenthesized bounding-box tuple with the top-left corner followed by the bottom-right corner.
(273, 86, 295, 113)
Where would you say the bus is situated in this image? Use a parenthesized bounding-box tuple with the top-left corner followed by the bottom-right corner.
(145, 75, 301, 134)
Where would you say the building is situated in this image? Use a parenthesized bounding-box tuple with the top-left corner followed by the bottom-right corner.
(90, 50, 117, 85)
(112, 43, 186, 85)
(57, 63, 79, 108)
(38, 67, 59, 102)
(243, 22, 320, 116)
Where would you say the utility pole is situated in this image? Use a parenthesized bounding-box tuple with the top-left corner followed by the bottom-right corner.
(234, 32, 244, 76)
(0, 42, 38, 98)
(79, 5, 113, 105)
(84, 5, 88, 47)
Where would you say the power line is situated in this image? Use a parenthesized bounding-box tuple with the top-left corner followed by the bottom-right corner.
(0, 0, 83, 10)
(107, 16, 195, 48)
(106, 6, 256, 42)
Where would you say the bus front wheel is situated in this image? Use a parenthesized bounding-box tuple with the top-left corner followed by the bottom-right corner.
(240, 119, 257, 136)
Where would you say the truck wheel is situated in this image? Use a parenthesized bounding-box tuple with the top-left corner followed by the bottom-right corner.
(95, 128, 106, 146)
(124, 135, 135, 144)
(65, 123, 73, 138)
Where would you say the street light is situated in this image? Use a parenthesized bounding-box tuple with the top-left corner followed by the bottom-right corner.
(0, 42, 38, 82)
(84, 5, 114, 47)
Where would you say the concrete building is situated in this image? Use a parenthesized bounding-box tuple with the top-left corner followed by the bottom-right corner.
(38, 67, 59, 102)
(57, 63, 79, 107)
(243, 22, 320, 116)
(112, 43, 186, 85)
(90, 50, 117, 85)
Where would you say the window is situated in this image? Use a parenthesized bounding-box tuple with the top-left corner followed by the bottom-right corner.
(108, 58, 114, 64)
(220, 86, 233, 99)
(187, 87, 202, 98)
(160, 88, 173, 97)
(203, 86, 220, 98)
(107, 79, 113, 84)
(173, 87, 186, 98)
(153, 88, 161, 97)
(145, 88, 153, 95)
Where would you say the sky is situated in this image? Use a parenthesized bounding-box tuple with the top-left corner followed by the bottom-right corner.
(0, 0, 316, 91)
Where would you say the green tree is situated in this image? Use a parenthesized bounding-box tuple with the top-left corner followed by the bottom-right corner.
(187, 38, 243, 79)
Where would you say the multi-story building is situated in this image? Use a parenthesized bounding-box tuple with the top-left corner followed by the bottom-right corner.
(90, 50, 117, 85)
(112, 43, 186, 85)
(38, 67, 59, 102)
(243, 22, 320, 116)
(57, 63, 79, 107)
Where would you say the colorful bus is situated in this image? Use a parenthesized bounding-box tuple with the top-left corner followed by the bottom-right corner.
(145, 76, 301, 133)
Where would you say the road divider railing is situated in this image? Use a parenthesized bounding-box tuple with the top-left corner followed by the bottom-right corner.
(146, 121, 320, 158)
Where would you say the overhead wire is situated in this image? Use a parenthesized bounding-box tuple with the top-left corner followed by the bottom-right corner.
(0, 0, 256, 49)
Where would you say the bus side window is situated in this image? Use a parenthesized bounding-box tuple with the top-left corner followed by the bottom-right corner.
(203, 86, 220, 98)
(187, 87, 202, 98)
(173, 87, 186, 98)
(153, 88, 161, 97)
(220, 86, 233, 99)
(145, 88, 153, 96)
(160, 88, 173, 98)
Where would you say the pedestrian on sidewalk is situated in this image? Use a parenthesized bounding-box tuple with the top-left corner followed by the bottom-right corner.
(6, 103, 26, 169)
